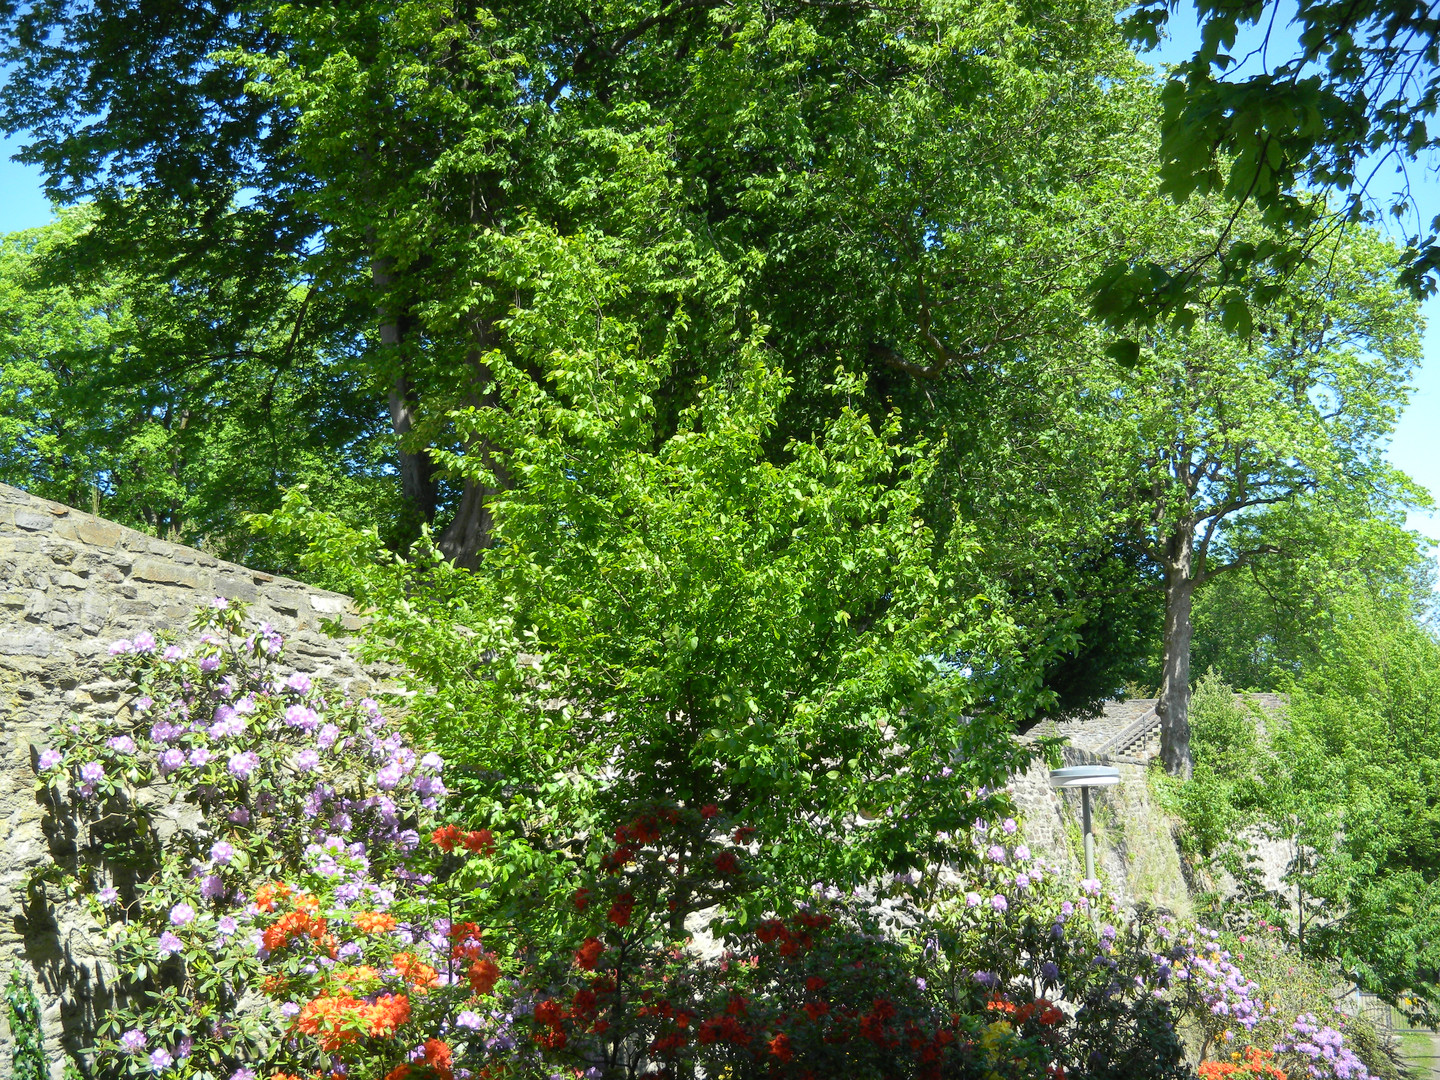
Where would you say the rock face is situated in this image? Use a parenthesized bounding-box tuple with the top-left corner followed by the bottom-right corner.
(0, 483, 378, 1075)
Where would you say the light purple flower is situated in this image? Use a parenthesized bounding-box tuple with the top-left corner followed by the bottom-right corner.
(134, 696, 153, 713)
(279, 1002, 300, 1019)
(1080, 877, 1102, 896)
(1014, 844, 1031, 861)
(199, 655, 221, 673)
(211, 595, 229, 609)
(108, 639, 135, 656)
(200, 874, 226, 901)
(216, 916, 237, 938)
(285, 704, 320, 731)
(229, 1069, 256, 1080)
(80, 761, 104, 784)
(158, 748, 186, 775)
(133, 632, 157, 654)
(120, 1029, 148, 1053)
(228, 751, 260, 780)
(188, 747, 211, 767)
(227, 806, 250, 825)
(107, 735, 137, 755)
(169, 903, 196, 927)
(316, 723, 340, 749)
(211, 840, 235, 865)
(990, 894, 1009, 913)
(1016, 873, 1031, 890)
(157, 931, 183, 958)
(149, 1047, 173, 1071)
(375, 761, 404, 791)
(286, 672, 313, 694)
(986, 844, 1006, 864)
(965, 891, 981, 908)
(295, 748, 321, 772)
(1061, 900, 1075, 916)
(233, 695, 256, 714)
(162, 645, 184, 662)
(98, 886, 120, 905)
(456, 1010, 483, 1030)
(420, 752, 444, 772)
(150, 721, 184, 743)
(37, 749, 63, 771)
(1001, 818, 1018, 835)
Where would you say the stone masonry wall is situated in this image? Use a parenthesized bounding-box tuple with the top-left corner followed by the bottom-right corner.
(0, 482, 378, 1076)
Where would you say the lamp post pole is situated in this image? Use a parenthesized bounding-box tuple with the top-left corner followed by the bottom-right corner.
(1048, 764, 1121, 883)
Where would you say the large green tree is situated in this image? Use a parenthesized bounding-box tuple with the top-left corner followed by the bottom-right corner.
(0, 208, 401, 568)
(1094, 222, 1422, 775)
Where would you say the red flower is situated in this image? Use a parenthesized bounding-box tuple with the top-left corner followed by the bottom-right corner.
(534, 999, 564, 1027)
(806, 976, 826, 992)
(608, 893, 634, 928)
(467, 958, 500, 996)
(575, 937, 605, 971)
(462, 829, 495, 855)
(573, 887, 591, 910)
(733, 826, 757, 844)
(713, 851, 739, 875)
(700, 804, 719, 819)
(430, 825, 462, 853)
(804, 1001, 830, 1021)
(1039, 1006, 1065, 1026)
(769, 1032, 794, 1062)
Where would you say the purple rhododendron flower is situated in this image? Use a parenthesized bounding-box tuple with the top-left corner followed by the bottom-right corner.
(227, 806, 250, 825)
(986, 844, 1006, 864)
(158, 748, 186, 775)
(965, 891, 981, 908)
(295, 748, 321, 772)
(169, 903, 196, 926)
(1080, 877, 1102, 896)
(149, 1047, 173, 1071)
(216, 916, 237, 938)
(150, 721, 184, 743)
(990, 894, 1009, 913)
(157, 931, 183, 958)
(420, 752, 444, 772)
(79, 761, 104, 784)
(120, 1029, 147, 1053)
(211, 595, 229, 609)
(162, 645, 184, 662)
(1014, 844, 1031, 861)
(229, 1070, 256, 1080)
(375, 761, 403, 790)
(199, 655, 221, 673)
(227, 751, 259, 780)
(233, 695, 256, 714)
(98, 886, 120, 905)
(37, 749, 62, 771)
(188, 747, 211, 767)
(1001, 818, 1018, 835)
(211, 840, 235, 865)
(456, 1010, 483, 1030)
(286, 671, 313, 694)
(108, 639, 135, 656)
(107, 735, 137, 755)
(200, 874, 226, 901)
(316, 723, 340, 749)
(285, 704, 319, 731)
(133, 632, 157, 653)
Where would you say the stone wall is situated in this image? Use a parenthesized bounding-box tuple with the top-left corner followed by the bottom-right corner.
(0, 483, 377, 1075)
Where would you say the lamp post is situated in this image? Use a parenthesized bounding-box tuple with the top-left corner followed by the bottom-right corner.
(1048, 764, 1120, 883)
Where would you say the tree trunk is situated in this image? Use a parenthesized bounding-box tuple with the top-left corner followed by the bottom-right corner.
(373, 255, 437, 531)
(1157, 526, 1196, 778)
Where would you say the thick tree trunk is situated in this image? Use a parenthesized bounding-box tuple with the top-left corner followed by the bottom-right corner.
(374, 255, 437, 530)
(434, 331, 508, 569)
(1157, 527, 1196, 778)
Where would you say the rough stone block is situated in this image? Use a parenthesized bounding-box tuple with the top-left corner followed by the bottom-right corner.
(13, 509, 54, 532)
(130, 560, 199, 588)
(75, 519, 126, 548)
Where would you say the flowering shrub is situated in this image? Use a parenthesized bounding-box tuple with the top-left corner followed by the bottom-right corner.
(32, 601, 453, 1077)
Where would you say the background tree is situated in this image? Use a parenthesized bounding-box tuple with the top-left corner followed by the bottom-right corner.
(0, 208, 401, 569)
(1095, 222, 1422, 775)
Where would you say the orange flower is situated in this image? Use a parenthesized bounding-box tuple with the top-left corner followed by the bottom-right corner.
(575, 937, 605, 971)
(431, 825, 463, 852)
(468, 957, 501, 995)
(297, 993, 367, 1051)
(363, 993, 411, 1037)
(422, 1038, 454, 1080)
(392, 952, 439, 991)
(255, 882, 294, 913)
(768, 1032, 794, 1063)
(355, 911, 398, 934)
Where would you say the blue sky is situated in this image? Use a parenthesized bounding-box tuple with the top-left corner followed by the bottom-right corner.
(0, 19, 1434, 571)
